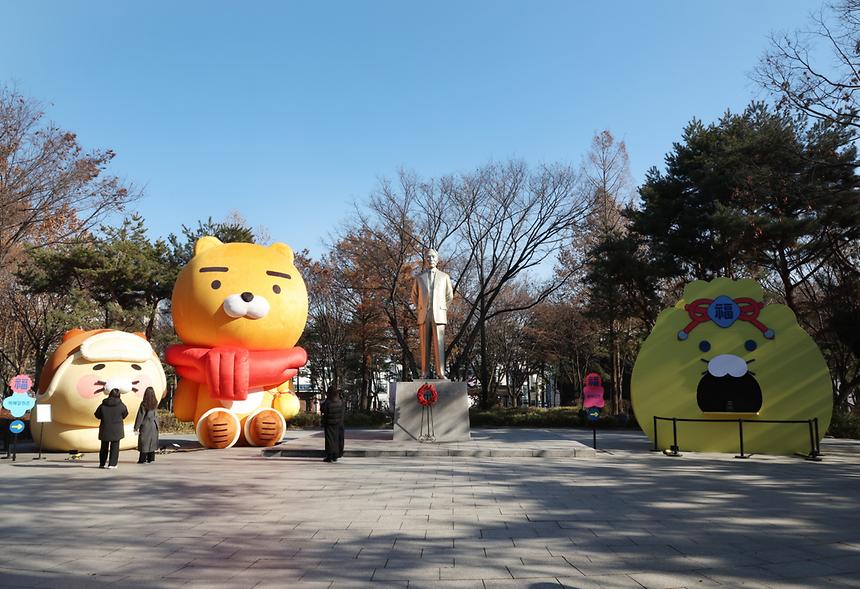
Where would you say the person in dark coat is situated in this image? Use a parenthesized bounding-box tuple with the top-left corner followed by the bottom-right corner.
(1, 387, 11, 458)
(94, 388, 128, 469)
(321, 387, 344, 462)
(134, 387, 159, 464)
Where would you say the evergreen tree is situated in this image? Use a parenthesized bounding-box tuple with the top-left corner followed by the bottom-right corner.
(633, 103, 860, 310)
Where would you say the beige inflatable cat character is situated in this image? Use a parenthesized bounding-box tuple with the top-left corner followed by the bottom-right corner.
(33, 329, 167, 452)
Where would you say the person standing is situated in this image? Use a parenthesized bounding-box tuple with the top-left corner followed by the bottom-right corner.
(1, 386, 11, 458)
(321, 387, 344, 462)
(134, 387, 160, 463)
(411, 248, 454, 379)
(94, 388, 128, 469)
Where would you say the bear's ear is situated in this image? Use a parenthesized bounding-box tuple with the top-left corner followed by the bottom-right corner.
(194, 236, 224, 256)
(269, 242, 294, 264)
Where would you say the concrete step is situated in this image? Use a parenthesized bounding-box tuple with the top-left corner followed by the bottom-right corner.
(262, 443, 597, 459)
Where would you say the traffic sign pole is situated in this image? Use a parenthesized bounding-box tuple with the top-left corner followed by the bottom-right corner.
(34, 421, 45, 461)
(4, 375, 34, 462)
(8, 420, 25, 462)
(33, 405, 49, 461)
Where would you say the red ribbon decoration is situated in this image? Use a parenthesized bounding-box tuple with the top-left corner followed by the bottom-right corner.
(678, 297, 774, 340)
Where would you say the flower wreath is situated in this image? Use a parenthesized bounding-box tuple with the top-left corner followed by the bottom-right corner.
(417, 383, 438, 407)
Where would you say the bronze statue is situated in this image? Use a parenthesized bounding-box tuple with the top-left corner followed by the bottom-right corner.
(411, 249, 454, 379)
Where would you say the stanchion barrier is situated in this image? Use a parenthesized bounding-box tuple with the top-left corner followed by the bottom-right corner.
(653, 416, 822, 460)
(667, 417, 681, 456)
(813, 418, 821, 456)
(652, 415, 659, 451)
(735, 419, 748, 459)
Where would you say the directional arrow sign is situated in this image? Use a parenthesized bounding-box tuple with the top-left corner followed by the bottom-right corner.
(9, 420, 25, 434)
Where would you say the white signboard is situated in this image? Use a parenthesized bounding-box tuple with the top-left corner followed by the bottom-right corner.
(35, 404, 52, 423)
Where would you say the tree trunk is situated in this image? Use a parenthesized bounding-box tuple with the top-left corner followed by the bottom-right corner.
(332, 359, 340, 391)
(479, 302, 491, 409)
(145, 298, 159, 340)
(608, 318, 616, 415)
(777, 248, 797, 312)
(33, 345, 50, 391)
(359, 352, 368, 411)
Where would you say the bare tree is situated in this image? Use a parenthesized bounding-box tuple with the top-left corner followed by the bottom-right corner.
(298, 251, 351, 392)
(0, 85, 137, 269)
(756, 1, 860, 128)
(583, 130, 631, 240)
(581, 130, 633, 414)
(491, 285, 541, 407)
(336, 160, 588, 406)
(352, 177, 423, 379)
(445, 161, 590, 407)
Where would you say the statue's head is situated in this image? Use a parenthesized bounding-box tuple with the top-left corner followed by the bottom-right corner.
(427, 248, 439, 269)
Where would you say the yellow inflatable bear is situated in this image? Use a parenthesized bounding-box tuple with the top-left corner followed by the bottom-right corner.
(632, 278, 832, 455)
(167, 237, 308, 449)
(33, 329, 167, 452)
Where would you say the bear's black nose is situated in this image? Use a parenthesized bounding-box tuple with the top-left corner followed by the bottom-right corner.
(241, 292, 254, 302)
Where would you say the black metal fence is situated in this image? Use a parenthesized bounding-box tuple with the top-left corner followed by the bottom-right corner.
(652, 415, 822, 460)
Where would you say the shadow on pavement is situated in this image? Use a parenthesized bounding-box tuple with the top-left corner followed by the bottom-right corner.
(0, 429, 858, 588)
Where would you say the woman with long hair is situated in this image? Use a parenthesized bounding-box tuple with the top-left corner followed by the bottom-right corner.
(133, 387, 160, 463)
(94, 388, 128, 469)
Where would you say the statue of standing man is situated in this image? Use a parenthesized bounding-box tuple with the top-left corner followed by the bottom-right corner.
(412, 249, 454, 379)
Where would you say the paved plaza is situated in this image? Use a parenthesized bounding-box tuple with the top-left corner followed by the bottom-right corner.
(1, 429, 859, 589)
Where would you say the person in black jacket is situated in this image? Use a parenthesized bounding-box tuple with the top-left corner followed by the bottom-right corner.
(94, 389, 128, 469)
(134, 387, 160, 464)
(321, 386, 344, 462)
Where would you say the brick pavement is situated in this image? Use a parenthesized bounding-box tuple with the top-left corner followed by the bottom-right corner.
(0, 430, 858, 588)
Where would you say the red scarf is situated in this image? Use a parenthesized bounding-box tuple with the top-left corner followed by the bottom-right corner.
(166, 345, 307, 401)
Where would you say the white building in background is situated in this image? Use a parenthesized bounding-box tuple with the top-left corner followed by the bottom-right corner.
(492, 370, 560, 408)
(292, 362, 392, 414)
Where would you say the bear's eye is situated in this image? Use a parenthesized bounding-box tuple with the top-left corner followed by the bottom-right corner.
(698, 341, 711, 353)
(745, 340, 757, 352)
(273, 284, 281, 294)
(131, 364, 142, 371)
(211, 280, 221, 290)
(93, 364, 105, 371)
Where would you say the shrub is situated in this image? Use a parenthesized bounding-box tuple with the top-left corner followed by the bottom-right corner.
(344, 411, 391, 428)
(468, 406, 642, 430)
(288, 411, 321, 429)
(287, 410, 391, 429)
(827, 411, 860, 439)
(157, 409, 195, 434)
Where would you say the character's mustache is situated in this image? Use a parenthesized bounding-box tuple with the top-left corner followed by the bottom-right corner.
(223, 293, 270, 319)
(93, 379, 140, 394)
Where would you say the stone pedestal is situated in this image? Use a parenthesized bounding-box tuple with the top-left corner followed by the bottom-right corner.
(393, 380, 471, 442)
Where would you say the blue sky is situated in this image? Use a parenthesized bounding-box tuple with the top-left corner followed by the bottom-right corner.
(1, 1, 819, 255)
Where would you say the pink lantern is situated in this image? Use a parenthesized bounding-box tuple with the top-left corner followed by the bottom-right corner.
(583, 372, 606, 409)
